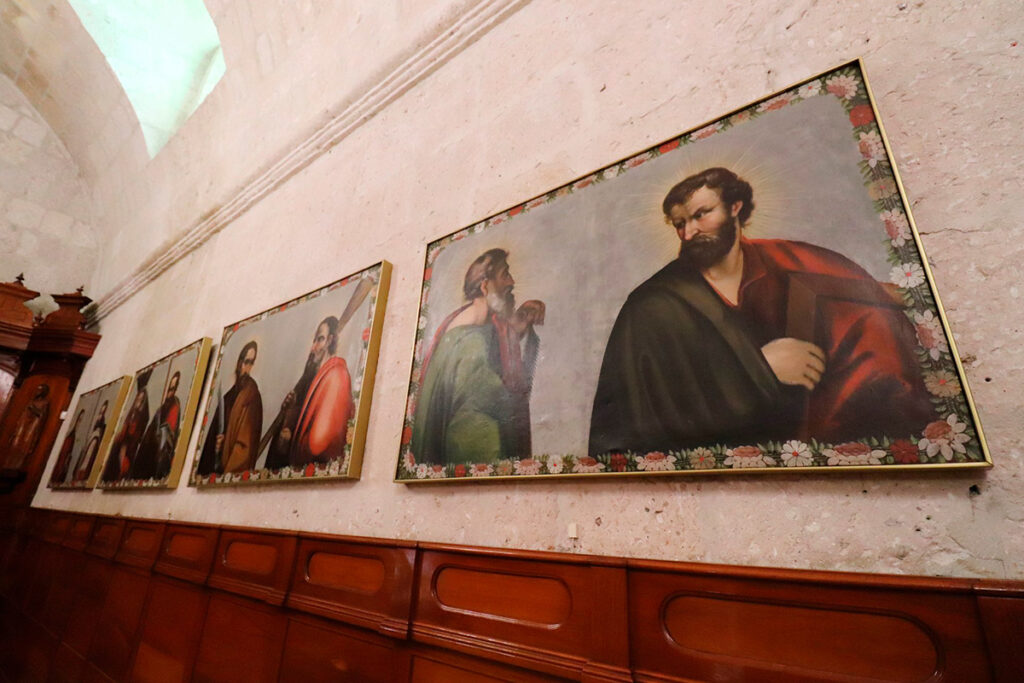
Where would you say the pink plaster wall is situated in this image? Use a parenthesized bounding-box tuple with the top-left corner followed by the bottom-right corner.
(28, 0, 1024, 579)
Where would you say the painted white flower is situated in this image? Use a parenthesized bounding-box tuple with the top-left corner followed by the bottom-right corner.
(469, 463, 494, 477)
(880, 209, 912, 247)
(924, 370, 961, 397)
(425, 464, 447, 479)
(572, 456, 606, 473)
(546, 455, 564, 474)
(913, 310, 949, 360)
(798, 80, 822, 99)
(825, 74, 859, 100)
(417, 315, 428, 330)
(824, 442, 885, 466)
(636, 451, 677, 471)
(890, 262, 925, 289)
(780, 440, 813, 467)
(724, 446, 772, 468)
(514, 458, 542, 476)
(688, 447, 716, 470)
(918, 414, 970, 460)
(415, 464, 429, 479)
(858, 131, 886, 166)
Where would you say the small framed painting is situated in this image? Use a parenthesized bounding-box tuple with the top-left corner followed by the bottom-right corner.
(397, 59, 989, 482)
(191, 261, 390, 486)
(48, 376, 131, 489)
(97, 338, 212, 489)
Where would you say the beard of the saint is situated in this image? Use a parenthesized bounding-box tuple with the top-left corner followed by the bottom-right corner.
(678, 214, 739, 270)
(486, 289, 515, 319)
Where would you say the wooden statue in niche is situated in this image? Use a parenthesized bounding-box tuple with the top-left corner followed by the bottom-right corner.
(0, 283, 99, 506)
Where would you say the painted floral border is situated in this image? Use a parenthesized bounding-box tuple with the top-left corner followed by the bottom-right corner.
(98, 338, 210, 489)
(397, 63, 984, 481)
(190, 263, 383, 486)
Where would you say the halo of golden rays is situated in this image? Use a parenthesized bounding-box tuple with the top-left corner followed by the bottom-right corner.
(615, 122, 816, 261)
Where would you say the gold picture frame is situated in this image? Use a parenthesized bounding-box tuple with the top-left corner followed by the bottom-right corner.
(47, 375, 131, 490)
(397, 59, 989, 483)
(97, 338, 212, 489)
(190, 261, 391, 486)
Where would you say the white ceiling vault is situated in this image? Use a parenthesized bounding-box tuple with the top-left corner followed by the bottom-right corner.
(0, 0, 532, 319)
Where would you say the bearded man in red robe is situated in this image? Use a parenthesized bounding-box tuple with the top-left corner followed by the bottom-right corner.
(589, 167, 933, 456)
(265, 317, 353, 469)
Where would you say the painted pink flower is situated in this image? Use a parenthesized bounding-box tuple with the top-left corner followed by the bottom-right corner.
(858, 131, 886, 166)
(470, 463, 494, 477)
(514, 458, 541, 476)
(757, 94, 792, 112)
(572, 456, 605, 473)
(724, 445, 772, 468)
(824, 442, 884, 466)
(425, 464, 446, 479)
(880, 209, 911, 246)
(636, 451, 676, 471)
(913, 310, 949, 360)
(825, 74, 859, 100)
(918, 415, 970, 460)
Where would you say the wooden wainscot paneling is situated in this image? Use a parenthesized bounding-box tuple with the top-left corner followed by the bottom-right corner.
(193, 592, 288, 683)
(114, 519, 167, 570)
(63, 513, 95, 550)
(278, 613, 402, 683)
(406, 644, 569, 682)
(42, 509, 73, 544)
(627, 559, 993, 683)
(287, 532, 416, 637)
(414, 544, 631, 682)
(975, 581, 1024, 683)
(60, 554, 113, 657)
(87, 563, 151, 681)
(86, 515, 127, 559)
(130, 576, 210, 683)
(208, 526, 298, 605)
(155, 522, 220, 585)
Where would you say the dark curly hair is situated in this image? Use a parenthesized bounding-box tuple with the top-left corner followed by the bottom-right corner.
(662, 167, 755, 225)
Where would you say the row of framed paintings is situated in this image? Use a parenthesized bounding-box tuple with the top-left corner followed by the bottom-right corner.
(47, 60, 990, 491)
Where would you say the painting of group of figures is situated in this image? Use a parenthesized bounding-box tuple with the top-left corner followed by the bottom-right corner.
(97, 339, 211, 489)
(191, 261, 389, 485)
(44, 61, 989, 491)
(47, 376, 130, 489)
(397, 60, 989, 481)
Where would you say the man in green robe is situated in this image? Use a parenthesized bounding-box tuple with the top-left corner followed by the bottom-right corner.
(411, 249, 544, 465)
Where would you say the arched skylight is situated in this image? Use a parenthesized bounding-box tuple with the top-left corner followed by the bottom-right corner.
(69, 0, 226, 158)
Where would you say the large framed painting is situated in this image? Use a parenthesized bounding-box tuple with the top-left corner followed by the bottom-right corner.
(397, 59, 990, 482)
(97, 338, 212, 489)
(190, 261, 390, 486)
(47, 376, 131, 490)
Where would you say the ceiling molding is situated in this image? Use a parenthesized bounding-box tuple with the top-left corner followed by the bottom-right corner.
(90, 0, 531, 322)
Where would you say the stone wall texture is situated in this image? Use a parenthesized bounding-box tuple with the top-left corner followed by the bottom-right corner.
(25, 0, 1024, 579)
(0, 74, 95, 294)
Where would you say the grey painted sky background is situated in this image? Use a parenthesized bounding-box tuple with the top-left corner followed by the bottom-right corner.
(420, 93, 895, 457)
